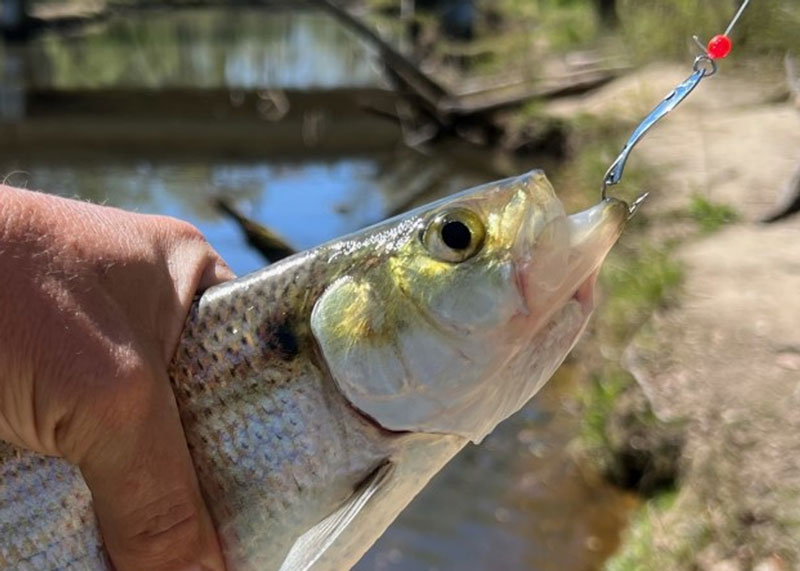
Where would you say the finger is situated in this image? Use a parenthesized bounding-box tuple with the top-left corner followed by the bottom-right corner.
(197, 253, 236, 293)
(79, 367, 226, 571)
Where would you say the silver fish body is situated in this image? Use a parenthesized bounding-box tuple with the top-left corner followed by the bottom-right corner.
(0, 172, 628, 570)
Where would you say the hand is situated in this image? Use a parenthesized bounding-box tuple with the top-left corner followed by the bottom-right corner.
(0, 186, 233, 570)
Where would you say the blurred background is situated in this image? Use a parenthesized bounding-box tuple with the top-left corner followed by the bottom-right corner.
(2, 0, 799, 569)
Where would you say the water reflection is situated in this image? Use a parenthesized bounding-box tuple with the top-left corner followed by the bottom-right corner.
(14, 9, 382, 89)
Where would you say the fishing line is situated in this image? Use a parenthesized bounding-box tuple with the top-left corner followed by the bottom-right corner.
(601, 0, 753, 207)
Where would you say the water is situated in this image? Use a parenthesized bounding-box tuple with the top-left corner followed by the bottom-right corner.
(12, 10, 383, 90)
(0, 7, 634, 569)
(358, 368, 635, 571)
(1, 152, 489, 277)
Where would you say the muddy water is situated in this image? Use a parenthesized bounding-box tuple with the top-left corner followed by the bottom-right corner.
(0, 8, 634, 570)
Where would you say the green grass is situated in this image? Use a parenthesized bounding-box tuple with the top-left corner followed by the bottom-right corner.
(687, 194, 739, 234)
(617, 0, 800, 62)
(604, 490, 677, 571)
(579, 367, 635, 465)
(605, 490, 713, 570)
(598, 245, 683, 344)
(577, 245, 683, 477)
(499, 0, 601, 51)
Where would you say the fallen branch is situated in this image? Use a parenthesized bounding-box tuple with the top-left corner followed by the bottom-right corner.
(317, 0, 623, 150)
(214, 198, 297, 263)
(444, 67, 623, 117)
(314, 0, 451, 116)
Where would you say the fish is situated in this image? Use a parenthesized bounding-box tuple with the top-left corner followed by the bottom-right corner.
(0, 170, 629, 570)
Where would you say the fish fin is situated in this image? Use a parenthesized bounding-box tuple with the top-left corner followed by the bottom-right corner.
(278, 461, 395, 571)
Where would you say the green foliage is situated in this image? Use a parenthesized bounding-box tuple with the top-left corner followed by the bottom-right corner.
(579, 367, 632, 461)
(617, 0, 800, 62)
(577, 243, 682, 481)
(537, 0, 600, 51)
(605, 491, 677, 570)
(605, 491, 713, 570)
(498, 0, 600, 53)
(687, 194, 739, 234)
(598, 245, 683, 345)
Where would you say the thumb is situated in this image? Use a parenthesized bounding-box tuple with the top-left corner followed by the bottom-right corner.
(78, 367, 225, 571)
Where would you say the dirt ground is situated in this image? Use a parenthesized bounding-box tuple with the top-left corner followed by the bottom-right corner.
(554, 62, 800, 569)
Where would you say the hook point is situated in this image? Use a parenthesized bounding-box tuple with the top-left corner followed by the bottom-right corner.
(628, 192, 649, 218)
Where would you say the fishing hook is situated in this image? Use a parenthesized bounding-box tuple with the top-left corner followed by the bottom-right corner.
(601, 0, 752, 204)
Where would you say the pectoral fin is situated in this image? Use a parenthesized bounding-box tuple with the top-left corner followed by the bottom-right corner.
(278, 461, 395, 571)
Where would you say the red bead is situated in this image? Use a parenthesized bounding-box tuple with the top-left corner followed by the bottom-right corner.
(707, 34, 732, 59)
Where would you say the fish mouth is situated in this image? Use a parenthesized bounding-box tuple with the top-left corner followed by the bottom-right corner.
(564, 198, 628, 314)
(517, 197, 627, 322)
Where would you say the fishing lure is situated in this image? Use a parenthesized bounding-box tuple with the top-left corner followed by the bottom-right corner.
(603, 0, 753, 208)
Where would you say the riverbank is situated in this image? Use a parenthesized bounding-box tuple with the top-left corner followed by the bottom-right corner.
(550, 62, 800, 569)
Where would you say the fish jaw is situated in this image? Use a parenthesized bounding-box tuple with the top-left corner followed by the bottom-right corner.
(516, 197, 628, 321)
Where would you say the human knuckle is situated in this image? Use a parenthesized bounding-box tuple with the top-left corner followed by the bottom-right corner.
(166, 218, 207, 245)
(142, 214, 206, 251)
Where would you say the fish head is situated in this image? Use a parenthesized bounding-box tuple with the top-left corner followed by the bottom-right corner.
(311, 171, 628, 442)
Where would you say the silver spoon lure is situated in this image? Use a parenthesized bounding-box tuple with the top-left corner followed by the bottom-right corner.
(602, 0, 753, 215)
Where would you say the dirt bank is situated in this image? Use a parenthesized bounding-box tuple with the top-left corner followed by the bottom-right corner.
(554, 62, 800, 569)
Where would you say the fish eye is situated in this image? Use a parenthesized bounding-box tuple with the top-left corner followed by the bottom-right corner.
(423, 208, 486, 263)
(441, 220, 471, 250)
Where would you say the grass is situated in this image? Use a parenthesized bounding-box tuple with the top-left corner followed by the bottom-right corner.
(579, 367, 635, 467)
(526, 0, 600, 52)
(687, 193, 739, 234)
(604, 490, 677, 571)
(494, 0, 601, 51)
(597, 245, 683, 345)
(617, 0, 800, 63)
(577, 245, 683, 480)
(605, 490, 713, 571)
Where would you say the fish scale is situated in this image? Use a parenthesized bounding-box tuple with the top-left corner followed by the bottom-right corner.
(170, 248, 405, 568)
(0, 443, 105, 568)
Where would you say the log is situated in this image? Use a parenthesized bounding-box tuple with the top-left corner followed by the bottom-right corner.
(444, 67, 623, 116)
